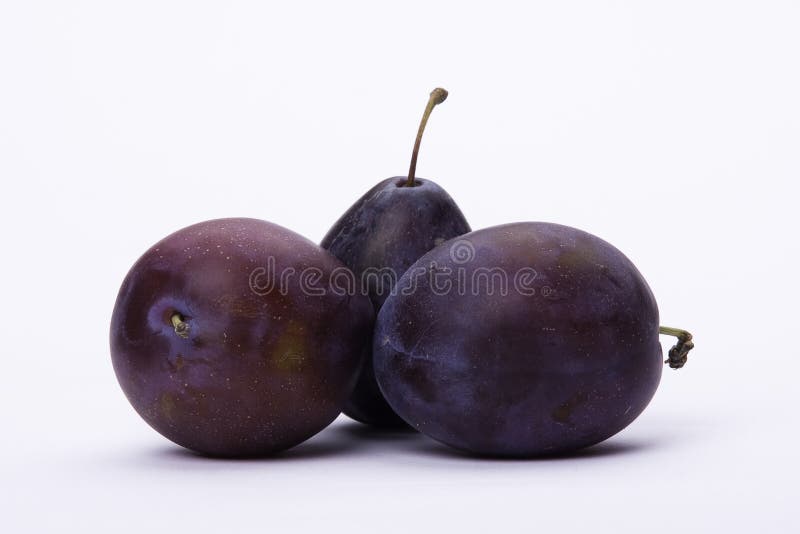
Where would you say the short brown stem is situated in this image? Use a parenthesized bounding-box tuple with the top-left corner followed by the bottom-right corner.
(659, 326, 694, 369)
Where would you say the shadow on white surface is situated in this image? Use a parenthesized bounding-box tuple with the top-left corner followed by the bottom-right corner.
(136, 418, 663, 466)
(334, 420, 660, 461)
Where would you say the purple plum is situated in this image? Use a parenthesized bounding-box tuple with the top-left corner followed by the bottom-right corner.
(373, 222, 693, 456)
(111, 218, 373, 456)
(322, 88, 470, 427)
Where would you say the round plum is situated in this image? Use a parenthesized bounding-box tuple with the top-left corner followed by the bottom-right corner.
(322, 88, 470, 427)
(110, 218, 373, 456)
(322, 177, 470, 427)
(373, 222, 689, 457)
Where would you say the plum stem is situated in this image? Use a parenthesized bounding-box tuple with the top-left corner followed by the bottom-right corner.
(659, 326, 694, 369)
(406, 87, 448, 187)
(171, 312, 190, 339)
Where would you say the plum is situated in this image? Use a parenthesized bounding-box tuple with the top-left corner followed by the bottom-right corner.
(110, 218, 373, 456)
(373, 222, 693, 456)
(322, 88, 470, 427)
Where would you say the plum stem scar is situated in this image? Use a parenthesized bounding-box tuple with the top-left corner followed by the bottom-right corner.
(171, 313, 190, 339)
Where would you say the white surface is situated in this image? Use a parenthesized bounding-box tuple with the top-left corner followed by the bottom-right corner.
(1, 1, 798, 532)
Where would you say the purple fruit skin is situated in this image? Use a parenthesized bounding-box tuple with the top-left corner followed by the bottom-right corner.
(111, 218, 373, 456)
(322, 177, 471, 427)
(373, 222, 662, 456)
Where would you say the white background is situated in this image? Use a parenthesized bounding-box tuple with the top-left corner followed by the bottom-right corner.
(1, 1, 798, 532)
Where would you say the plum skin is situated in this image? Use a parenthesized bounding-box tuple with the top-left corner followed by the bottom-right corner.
(322, 177, 471, 427)
(110, 218, 373, 456)
(373, 222, 662, 457)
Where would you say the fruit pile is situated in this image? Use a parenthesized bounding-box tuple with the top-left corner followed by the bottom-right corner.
(110, 89, 694, 458)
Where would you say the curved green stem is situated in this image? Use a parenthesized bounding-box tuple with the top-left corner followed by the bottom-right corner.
(406, 87, 448, 187)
